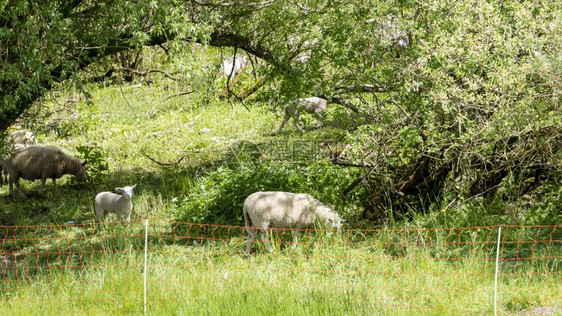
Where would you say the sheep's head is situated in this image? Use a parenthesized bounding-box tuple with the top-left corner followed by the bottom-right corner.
(116, 184, 137, 198)
(76, 161, 87, 180)
(393, 31, 410, 52)
(319, 205, 345, 230)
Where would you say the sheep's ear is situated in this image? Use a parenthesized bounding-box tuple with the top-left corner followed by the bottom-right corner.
(82, 161, 87, 166)
(341, 219, 347, 222)
(115, 187, 124, 192)
(131, 184, 137, 189)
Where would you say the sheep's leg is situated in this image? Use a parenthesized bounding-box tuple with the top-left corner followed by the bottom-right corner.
(38, 178, 46, 194)
(13, 177, 26, 199)
(261, 229, 273, 252)
(292, 230, 300, 247)
(8, 176, 14, 196)
(292, 112, 306, 133)
(116, 213, 125, 227)
(245, 227, 258, 255)
(95, 209, 105, 231)
(278, 113, 290, 133)
(51, 178, 56, 192)
(315, 113, 323, 129)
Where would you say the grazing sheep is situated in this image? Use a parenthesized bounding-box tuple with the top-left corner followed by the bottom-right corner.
(3, 145, 87, 198)
(278, 97, 328, 133)
(243, 191, 344, 255)
(219, 54, 247, 80)
(94, 184, 137, 230)
(372, 14, 410, 57)
(366, 14, 410, 57)
(1, 130, 37, 186)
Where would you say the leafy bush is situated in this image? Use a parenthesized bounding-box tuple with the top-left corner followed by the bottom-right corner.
(76, 144, 109, 184)
(171, 161, 366, 225)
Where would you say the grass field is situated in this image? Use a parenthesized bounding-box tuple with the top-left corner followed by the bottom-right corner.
(0, 72, 560, 315)
(1, 220, 560, 315)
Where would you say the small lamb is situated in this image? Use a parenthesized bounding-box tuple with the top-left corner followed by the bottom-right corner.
(243, 191, 344, 255)
(3, 145, 87, 198)
(94, 184, 137, 230)
(278, 97, 328, 133)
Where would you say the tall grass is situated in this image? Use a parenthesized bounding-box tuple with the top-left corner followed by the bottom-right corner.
(1, 222, 560, 315)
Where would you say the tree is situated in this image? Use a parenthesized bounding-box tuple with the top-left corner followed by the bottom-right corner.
(1, 0, 560, 222)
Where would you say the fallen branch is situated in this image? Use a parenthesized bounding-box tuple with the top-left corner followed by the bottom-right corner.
(193, 0, 277, 7)
(144, 153, 186, 166)
(286, 0, 324, 12)
(237, 76, 269, 100)
(343, 149, 396, 197)
(120, 68, 182, 81)
(320, 94, 360, 113)
(335, 84, 388, 94)
(165, 90, 195, 101)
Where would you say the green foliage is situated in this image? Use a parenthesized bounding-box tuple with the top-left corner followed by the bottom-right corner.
(75, 144, 109, 183)
(171, 162, 365, 225)
(1, 0, 560, 229)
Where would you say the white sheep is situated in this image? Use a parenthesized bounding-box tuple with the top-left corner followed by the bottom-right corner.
(243, 191, 344, 255)
(371, 14, 410, 56)
(1, 130, 37, 186)
(277, 97, 328, 133)
(10, 130, 37, 149)
(2, 145, 87, 198)
(219, 54, 247, 80)
(94, 184, 137, 230)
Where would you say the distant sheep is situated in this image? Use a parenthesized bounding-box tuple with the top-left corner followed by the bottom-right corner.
(10, 130, 37, 149)
(1, 130, 37, 186)
(243, 191, 344, 255)
(219, 54, 247, 80)
(293, 39, 318, 64)
(366, 14, 410, 57)
(3, 145, 87, 198)
(94, 184, 137, 230)
(278, 97, 328, 133)
(372, 14, 410, 56)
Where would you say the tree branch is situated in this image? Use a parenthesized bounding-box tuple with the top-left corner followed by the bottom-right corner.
(165, 90, 196, 101)
(121, 68, 182, 81)
(286, 0, 324, 13)
(144, 153, 186, 166)
(193, 0, 277, 7)
(335, 84, 389, 94)
(61, 0, 84, 18)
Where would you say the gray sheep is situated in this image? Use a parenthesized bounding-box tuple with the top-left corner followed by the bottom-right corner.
(3, 145, 87, 198)
(94, 184, 137, 230)
(277, 97, 328, 133)
(243, 191, 344, 255)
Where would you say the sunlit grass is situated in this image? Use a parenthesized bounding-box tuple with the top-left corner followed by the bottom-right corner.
(0, 223, 560, 315)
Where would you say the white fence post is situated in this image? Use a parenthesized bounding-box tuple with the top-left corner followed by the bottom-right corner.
(494, 225, 502, 316)
(144, 218, 149, 315)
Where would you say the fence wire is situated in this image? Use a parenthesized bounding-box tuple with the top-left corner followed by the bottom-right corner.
(1, 220, 560, 314)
